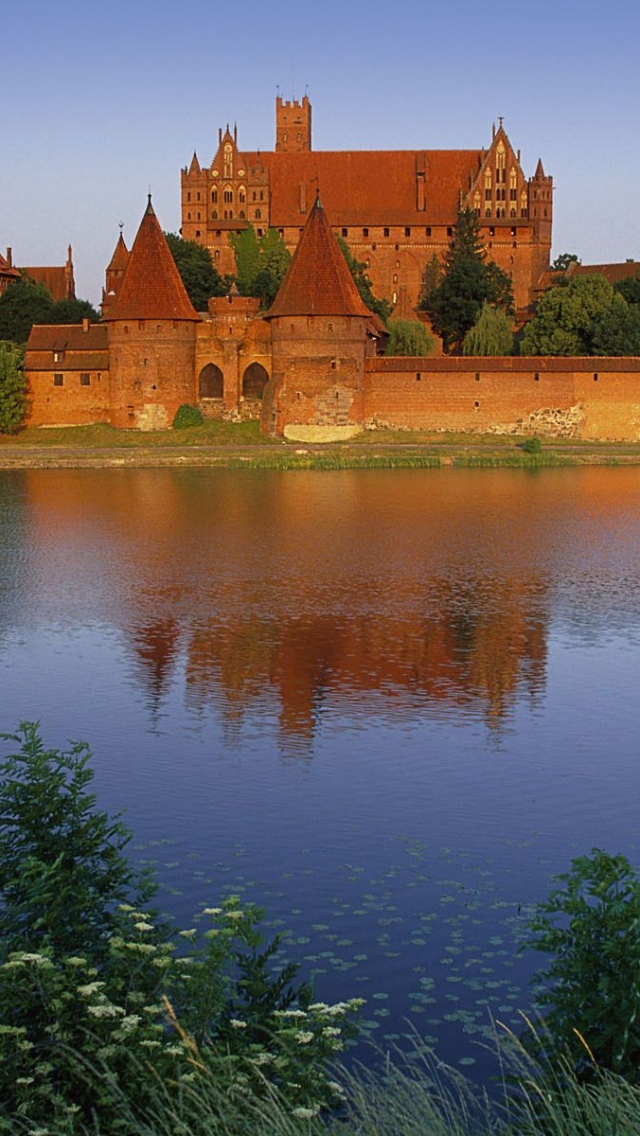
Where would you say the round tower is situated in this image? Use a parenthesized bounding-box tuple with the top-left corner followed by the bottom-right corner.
(103, 198, 199, 429)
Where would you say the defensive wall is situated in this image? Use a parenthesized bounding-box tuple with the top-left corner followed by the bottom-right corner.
(362, 356, 640, 440)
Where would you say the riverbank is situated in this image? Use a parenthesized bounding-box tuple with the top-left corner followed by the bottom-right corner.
(1, 421, 640, 468)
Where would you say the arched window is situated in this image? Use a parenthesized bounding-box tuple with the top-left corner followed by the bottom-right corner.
(242, 362, 269, 400)
(255, 208, 261, 220)
(198, 363, 223, 399)
(223, 187, 233, 204)
(211, 189, 218, 203)
(239, 187, 246, 204)
(223, 143, 233, 178)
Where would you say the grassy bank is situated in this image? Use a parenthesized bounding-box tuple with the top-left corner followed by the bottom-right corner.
(2, 421, 640, 468)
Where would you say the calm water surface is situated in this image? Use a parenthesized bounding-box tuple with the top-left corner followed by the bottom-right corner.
(1, 466, 640, 1073)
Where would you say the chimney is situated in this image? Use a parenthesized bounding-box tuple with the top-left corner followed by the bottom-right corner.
(82, 318, 90, 333)
(6, 248, 12, 267)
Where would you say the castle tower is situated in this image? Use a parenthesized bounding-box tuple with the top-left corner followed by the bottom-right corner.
(275, 95, 312, 152)
(101, 229, 129, 315)
(529, 158, 554, 281)
(262, 192, 376, 437)
(103, 196, 199, 430)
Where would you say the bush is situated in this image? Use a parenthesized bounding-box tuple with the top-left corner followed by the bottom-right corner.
(0, 725, 362, 1132)
(524, 848, 640, 1080)
(173, 403, 204, 429)
(0, 342, 28, 433)
(520, 436, 542, 454)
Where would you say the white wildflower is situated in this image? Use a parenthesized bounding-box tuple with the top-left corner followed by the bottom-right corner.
(134, 921, 154, 933)
(87, 1004, 124, 1019)
(224, 910, 244, 921)
(229, 1018, 247, 1029)
(295, 1030, 314, 1044)
(203, 907, 222, 916)
(77, 982, 105, 997)
(292, 1106, 320, 1119)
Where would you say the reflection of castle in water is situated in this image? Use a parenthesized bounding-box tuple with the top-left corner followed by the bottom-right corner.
(23, 467, 556, 746)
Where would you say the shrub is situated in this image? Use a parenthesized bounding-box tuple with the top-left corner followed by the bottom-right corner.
(520, 436, 542, 454)
(0, 725, 362, 1132)
(523, 848, 640, 1080)
(173, 403, 204, 428)
(0, 342, 28, 434)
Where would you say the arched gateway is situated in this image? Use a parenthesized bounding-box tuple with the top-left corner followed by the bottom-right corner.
(198, 363, 223, 399)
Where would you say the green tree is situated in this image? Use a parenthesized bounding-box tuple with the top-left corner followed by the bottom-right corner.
(614, 272, 640, 308)
(0, 342, 28, 434)
(524, 849, 640, 1081)
(462, 302, 514, 355)
(550, 252, 581, 273)
(0, 277, 55, 343)
(591, 296, 640, 355)
(520, 274, 626, 355)
(165, 232, 231, 309)
(230, 224, 291, 308)
(386, 318, 434, 356)
(421, 208, 514, 353)
(337, 237, 393, 325)
(418, 253, 442, 309)
(50, 297, 100, 324)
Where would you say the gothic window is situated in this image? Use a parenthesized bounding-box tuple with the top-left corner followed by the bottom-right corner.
(212, 211, 218, 219)
(211, 189, 218, 203)
(239, 211, 245, 219)
(485, 208, 492, 218)
(255, 208, 261, 220)
(393, 274, 398, 284)
(223, 188, 233, 204)
(496, 142, 506, 182)
(484, 169, 492, 199)
(223, 143, 233, 178)
(239, 187, 246, 204)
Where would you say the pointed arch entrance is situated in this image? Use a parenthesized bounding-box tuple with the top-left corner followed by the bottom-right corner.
(242, 362, 269, 400)
(198, 363, 223, 399)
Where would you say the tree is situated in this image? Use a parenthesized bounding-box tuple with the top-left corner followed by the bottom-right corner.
(0, 342, 28, 433)
(0, 277, 55, 343)
(165, 232, 231, 309)
(50, 297, 100, 324)
(230, 224, 291, 308)
(386, 318, 434, 356)
(591, 296, 640, 355)
(421, 208, 514, 353)
(336, 237, 393, 325)
(462, 302, 514, 355)
(614, 272, 640, 308)
(524, 849, 640, 1081)
(520, 274, 630, 355)
(418, 253, 442, 309)
(550, 252, 581, 274)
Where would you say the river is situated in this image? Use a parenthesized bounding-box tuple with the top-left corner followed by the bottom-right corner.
(1, 465, 640, 1075)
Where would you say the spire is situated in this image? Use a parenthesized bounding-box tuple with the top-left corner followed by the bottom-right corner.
(534, 158, 546, 179)
(103, 198, 198, 322)
(266, 196, 372, 319)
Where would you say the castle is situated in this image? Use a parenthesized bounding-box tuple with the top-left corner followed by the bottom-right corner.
(180, 96, 553, 315)
(24, 192, 640, 442)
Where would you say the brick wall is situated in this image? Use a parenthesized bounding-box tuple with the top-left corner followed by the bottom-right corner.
(364, 357, 640, 440)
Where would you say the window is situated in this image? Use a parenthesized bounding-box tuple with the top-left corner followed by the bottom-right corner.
(211, 189, 218, 203)
(223, 188, 233, 203)
(223, 143, 233, 178)
(404, 226, 411, 237)
(341, 228, 348, 238)
(80, 373, 90, 386)
(425, 227, 431, 236)
(53, 373, 63, 386)
(447, 227, 453, 237)
(363, 227, 369, 237)
(489, 227, 495, 237)
(383, 227, 390, 237)
(53, 350, 64, 363)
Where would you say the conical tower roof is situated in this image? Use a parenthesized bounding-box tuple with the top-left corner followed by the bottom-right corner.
(266, 193, 373, 319)
(103, 197, 198, 322)
(107, 231, 129, 273)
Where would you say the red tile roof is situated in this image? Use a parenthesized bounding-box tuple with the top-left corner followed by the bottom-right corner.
(25, 322, 109, 369)
(20, 265, 74, 301)
(568, 262, 640, 285)
(103, 198, 198, 321)
(266, 195, 373, 319)
(244, 149, 481, 226)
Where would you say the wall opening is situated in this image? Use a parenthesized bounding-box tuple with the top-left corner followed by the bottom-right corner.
(242, 362, 269, 399)
(198, 363, 223, 399)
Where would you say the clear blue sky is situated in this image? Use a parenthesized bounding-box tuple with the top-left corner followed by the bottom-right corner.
(3, 0, 638, 305)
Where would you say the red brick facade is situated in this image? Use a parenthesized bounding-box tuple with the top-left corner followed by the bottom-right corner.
(181, 98, 552, 315)
(23, 196, 640, 443)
